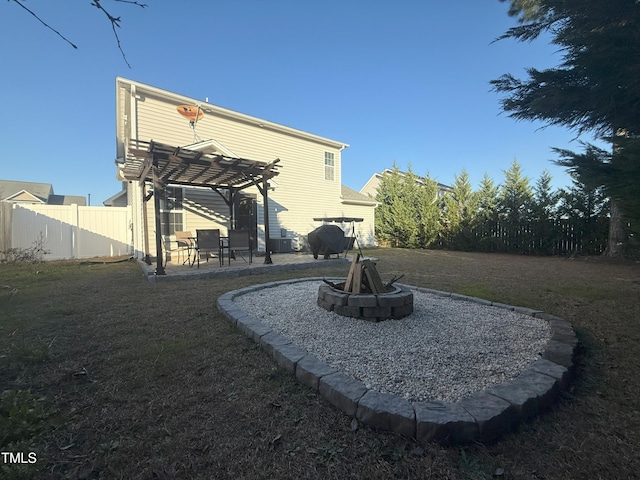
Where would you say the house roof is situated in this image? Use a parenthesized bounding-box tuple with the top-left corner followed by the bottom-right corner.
(118, 139, 280, 191)
(341, 185, 378, 205)
(0, 180, 52, 203)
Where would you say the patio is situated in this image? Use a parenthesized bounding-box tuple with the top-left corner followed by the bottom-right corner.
(138, 251, 350, 282)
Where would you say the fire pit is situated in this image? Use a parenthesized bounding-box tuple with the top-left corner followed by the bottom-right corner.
(317, 255, 414, 321)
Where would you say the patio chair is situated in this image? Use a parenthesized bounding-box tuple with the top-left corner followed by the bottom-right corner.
(227, 229, 252, 265)
(175, 231, 195, 265)
(196, 229, 223, 268)
(163, 230, 193, 266)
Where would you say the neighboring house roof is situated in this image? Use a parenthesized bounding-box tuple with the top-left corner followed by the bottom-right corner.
(0, 180, 52, 203)
(0, 179, 86, 205)
(103, 189, 127, 207)
(4, 190, 46, 203)
(48, 195, 87, 206)
(359, 169, 452, 198)
(341, 185, 378, 206)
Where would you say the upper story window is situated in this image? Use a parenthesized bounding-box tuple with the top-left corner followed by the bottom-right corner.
(324, 151, 335, 181)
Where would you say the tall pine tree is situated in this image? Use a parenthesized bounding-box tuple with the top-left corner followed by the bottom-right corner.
(442, 170, 478, 250)
(498, 160, 533, 253)
(375, 164, 417, 248)
(414, 173, 442, 248)
(494, 0, 640, 255)
(530, 170, 560, 253)
(475, 174, 501, 252)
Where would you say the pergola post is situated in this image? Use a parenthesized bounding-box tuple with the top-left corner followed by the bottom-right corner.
(262, 177, 272, 265)
(228, 187, 236, 230)
(152, 158, 166, 275)
(140, 181, 152, 265)
(211, 187, 234, 230)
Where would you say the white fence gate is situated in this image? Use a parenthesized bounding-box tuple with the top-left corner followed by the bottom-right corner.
(5, 203, 132, 260)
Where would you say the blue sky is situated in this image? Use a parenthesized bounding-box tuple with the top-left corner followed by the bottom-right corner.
(1, 1, 597, 205)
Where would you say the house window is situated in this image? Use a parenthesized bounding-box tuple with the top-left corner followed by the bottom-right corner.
(159, 186, 183, 235)
(324, 151, 335, 181)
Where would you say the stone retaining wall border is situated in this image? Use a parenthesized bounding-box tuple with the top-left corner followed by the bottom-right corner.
(216, 278, 577, 445)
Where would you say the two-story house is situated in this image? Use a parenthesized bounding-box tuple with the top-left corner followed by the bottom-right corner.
(113, 78, 376, 273)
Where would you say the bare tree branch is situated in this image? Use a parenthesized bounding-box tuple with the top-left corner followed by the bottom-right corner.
(9, 0, 78, 49)
(9, 0, 148, 68)
(91, 0, 147, 69)
(113, 0, 148, 6)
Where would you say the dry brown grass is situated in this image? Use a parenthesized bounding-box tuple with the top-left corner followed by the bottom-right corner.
(1, 249, 639, 479)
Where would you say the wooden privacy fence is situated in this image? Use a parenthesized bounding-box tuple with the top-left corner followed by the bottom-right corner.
(460, 218, 609, 255)
(0, 203, 132, 260)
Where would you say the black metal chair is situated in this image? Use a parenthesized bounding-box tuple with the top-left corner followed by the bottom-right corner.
(227, 229, 252, 265)
(196, 229, 223, 268)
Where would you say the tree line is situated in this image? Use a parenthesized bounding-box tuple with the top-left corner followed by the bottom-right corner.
(374, 162, 614, 256)
(376, 0, 640, 257)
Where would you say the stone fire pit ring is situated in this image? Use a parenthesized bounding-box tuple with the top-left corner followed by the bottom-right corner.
(317, 281, 414, 321)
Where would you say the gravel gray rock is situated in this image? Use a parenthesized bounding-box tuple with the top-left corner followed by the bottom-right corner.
(233, 280, 551, 402)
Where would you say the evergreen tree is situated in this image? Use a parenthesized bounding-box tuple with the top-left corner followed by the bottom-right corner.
(498, 160, 533, 252)
(374, 164, 442, 249)
(530, 170, 560, 253)
(474, 174, 500, 252)
(414, 173, 442, 248)
(374, 164, 426, 248)
(554, 139, 640, 251)
(494, 0, 640, 136)
(375, 164, 413, 247)
(493, 0, 640, 255)
(557, 172, 609, 254)
(442, 170, 478, 250)
(397, 167, 422, 248)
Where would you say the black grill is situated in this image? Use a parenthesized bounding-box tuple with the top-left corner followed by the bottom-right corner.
(308, 225, 346, 259)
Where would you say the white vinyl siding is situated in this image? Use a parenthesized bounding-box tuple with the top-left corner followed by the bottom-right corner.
(182, 188, 230, 233)
(132, 94, 345, 249)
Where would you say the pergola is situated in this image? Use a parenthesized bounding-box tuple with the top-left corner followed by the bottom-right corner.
(117, 139, 280, 275)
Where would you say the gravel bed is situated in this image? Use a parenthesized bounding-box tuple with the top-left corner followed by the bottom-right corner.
(233, 280, 551, 402)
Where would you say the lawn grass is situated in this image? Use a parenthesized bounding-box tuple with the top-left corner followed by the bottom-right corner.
(1, 249, 639, 479)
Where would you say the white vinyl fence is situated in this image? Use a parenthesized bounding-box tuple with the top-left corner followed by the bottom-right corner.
(3, 203, 132, 260)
